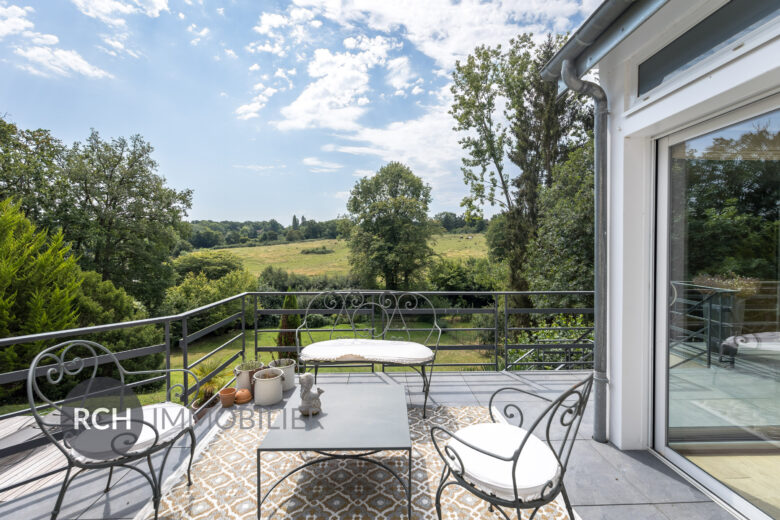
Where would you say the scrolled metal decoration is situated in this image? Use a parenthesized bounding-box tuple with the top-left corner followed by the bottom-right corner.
(431, 373, 594, 520)
(26, 340, 198, 520)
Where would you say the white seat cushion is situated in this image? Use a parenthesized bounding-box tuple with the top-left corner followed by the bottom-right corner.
(722, 332, 780, 352)
(447, 422, 561, 502)
(300, 338, 434, 364)
(70, 402, 193, 463)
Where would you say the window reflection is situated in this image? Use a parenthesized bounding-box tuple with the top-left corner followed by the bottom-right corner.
(667, 108, 780, 518)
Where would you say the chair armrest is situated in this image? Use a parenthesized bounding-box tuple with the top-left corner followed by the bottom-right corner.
(430, 425, 515, 477)
(488, 387, 552, 427)
(122, 368, 200, 403)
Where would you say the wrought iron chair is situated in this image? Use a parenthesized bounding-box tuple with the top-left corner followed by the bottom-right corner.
(296, 290, 442, 416)
(26, 340, 199, 520)
(431, 374, 593, 519)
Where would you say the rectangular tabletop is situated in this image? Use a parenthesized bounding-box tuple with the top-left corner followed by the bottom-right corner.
(260, 383, 411, 451)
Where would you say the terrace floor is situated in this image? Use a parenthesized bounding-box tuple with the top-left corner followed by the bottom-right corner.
(0, 371, 737, 520)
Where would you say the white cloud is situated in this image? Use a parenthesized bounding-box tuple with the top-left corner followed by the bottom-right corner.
(177, 11, 184, 19)
(216, 7, 224, 16)
(386, 56, 415, 94)
(246, 39, 285, 56)
(291, 0, 577, 70)
(224, 48, 237, 59)
(0, 4, 33, 39)
(235, 85, 279, 120)
(275, 36, 398, 131)
(353, 169, 374, 177)
(15, 45, 113, 78)
(23, 31, 58, 45)
(70, 0, 168, 27)
(219, 91, 227, 97)
(333, 190, 350, 200)
(253, 12, 287, 36)
(303, 156, 343, 173)
(411, 85, 423, 95)
(187, 23, 208, 45)
(249, 63, 260, 71)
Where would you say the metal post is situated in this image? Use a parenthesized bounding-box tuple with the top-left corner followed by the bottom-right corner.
(493, 294, 499, 371)
(181, 317, 189, 406)
(164, 321, 171, 399)
(254, 294, 259, 361)
(503, 294, 510, 371)
(561, 60, 609, 443)
(241, 294, 246, 363)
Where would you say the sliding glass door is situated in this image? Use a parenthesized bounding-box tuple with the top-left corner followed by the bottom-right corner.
(655, 98, 780, 520)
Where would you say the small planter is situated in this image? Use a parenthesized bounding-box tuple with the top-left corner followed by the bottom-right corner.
(219, 387, 236, 407)
(234, 361, 264, 394)
(253, 368, 285, 406)
(269, 358, 296, 391)
(234, 388, 252, 405)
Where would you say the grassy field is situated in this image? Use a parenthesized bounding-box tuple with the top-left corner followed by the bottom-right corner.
(227, 233, 487, 277)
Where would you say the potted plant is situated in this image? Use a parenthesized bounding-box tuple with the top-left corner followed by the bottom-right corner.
(234, 359, 264, 394)
(692, 273, 760, 338)
(269, 358, 296, 391)
(253, 367, 285, 406)
(192, 358, 230, 419)
(219, 387, 236, 407)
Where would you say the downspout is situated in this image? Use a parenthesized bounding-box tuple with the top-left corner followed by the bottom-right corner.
(561, 60, 609, 444)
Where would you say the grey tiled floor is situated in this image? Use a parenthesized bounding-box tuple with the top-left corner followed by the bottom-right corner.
(0, 371, 738, 520)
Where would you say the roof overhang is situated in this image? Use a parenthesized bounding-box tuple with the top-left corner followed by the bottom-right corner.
(541, 0, 669, 95)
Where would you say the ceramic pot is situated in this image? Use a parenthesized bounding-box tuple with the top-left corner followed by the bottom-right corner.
(269, 358, 296, 391)
(219, 387, 236, 407)
(234, 363, 264, 393)
(253, 368, 284, 406)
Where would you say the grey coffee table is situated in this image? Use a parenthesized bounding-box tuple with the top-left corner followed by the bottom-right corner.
(257, 384, 412, 519)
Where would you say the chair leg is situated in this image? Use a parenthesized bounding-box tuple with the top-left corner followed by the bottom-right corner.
(51, 465, 73, 520)
(527, 506, 542, 520)
(421, 364, 431, 419)
(187, 428, 196, 486)
(560, 484, 576, 519)
(104, 466, 113, 493)
(147, 455, 161, 520)
(434, 466, 449, 520)
(314, 364, 319, 384)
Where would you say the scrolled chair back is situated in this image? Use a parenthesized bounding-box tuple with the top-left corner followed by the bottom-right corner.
(297, 290, 441, 346)
(492, 373, 593, 473)
(26, 340, 196, 463)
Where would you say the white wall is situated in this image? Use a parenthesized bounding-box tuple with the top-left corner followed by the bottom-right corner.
(595, 0, 780, 449)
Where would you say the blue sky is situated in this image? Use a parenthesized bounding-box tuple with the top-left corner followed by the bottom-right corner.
(0, 0, 596, 224)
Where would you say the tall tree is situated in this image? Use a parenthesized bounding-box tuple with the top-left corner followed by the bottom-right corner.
(451, 34, 592, 290)
(292, 214, 299, 230)
(62, 131, 192, 309)
(347, 162, 435, 289)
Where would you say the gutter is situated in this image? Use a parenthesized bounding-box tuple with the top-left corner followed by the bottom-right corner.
(561, 60, 609, 444)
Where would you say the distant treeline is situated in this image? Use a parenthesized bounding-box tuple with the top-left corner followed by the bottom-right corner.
(188, 211, 487, 249)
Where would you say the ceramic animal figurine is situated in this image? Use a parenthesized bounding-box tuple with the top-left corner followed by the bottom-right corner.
(298, 373, 324, 416)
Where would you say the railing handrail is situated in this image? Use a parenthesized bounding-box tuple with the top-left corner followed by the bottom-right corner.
(0, 290, 593, 348)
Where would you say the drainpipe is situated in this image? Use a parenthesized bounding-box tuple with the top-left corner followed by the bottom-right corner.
(561, 60, 609, 444)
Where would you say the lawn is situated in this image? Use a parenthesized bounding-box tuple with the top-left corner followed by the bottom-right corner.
(227, 233, 487, 277)
(0, 322, 494, 415)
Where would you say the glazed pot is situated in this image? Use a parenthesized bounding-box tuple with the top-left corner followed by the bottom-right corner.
(269, 358, 296, 391)
(253, 368, 285, 406)
(234, 363, 264, 393)
(219, 387, 236, 407)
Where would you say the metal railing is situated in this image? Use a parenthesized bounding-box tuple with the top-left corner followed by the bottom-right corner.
(0, 289, 592, 495)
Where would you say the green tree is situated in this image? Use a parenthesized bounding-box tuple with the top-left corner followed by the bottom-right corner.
(347, 162, 435, 289)
(275, 292, 301, 360)
(523, 137, 594, 308)
(291, 214, 299, 230)
(485, 213, 512, 262)
(0, 198, 81, 344)
(173, 250, 244, 281)
(451, 34, 592, 290)
(60, 131, 192, 309)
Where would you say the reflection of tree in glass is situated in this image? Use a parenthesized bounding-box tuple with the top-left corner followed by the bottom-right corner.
(671, 117, 779, 281)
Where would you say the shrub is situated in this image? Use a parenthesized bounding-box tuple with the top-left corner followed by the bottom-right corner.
(275, 292, 301, 360)
(300, 245, 334, 255)
(173, 250, 244, 281)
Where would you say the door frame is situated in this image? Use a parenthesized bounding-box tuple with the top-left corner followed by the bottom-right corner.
(653, 94, 780, 520)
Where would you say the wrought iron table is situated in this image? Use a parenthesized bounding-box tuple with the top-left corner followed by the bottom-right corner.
(257, 384, 412, 519)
